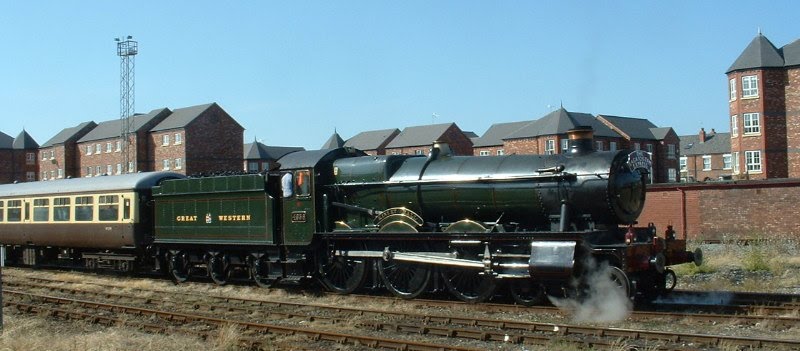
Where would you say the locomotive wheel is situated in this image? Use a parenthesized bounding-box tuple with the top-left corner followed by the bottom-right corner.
(608, 266, 632, 299)
(664, 268, 677, 292)
(168, 252, 190, 283)
(317, 249, 367, 294)
(249, 256, 277, 288)
(509, 279, 546, 306)
(377, 243, 431, 299)
(207, 255, 229, 286)
(442, 269, 497, 303)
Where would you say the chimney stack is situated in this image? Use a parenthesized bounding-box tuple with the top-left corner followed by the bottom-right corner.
(699, 128, 706, 143)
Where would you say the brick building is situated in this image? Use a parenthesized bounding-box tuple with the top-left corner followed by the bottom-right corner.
(243, 141, 303, 172)
(384, 123, 473, 156)
(471, 120, 529, 156)
(38, 121, 97, 180)
(679, 128, 732, 182)
(726, 34, 800, 179)
(597, 114, 680, 183)
(343, 128, 400, 155)
(76, 108, 171, 177)
(0, 130, 39, 183)
(148, 103, 244, 175)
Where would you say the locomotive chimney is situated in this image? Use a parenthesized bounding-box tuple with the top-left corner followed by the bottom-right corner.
(429, 140, 452, 160)
(699, 128, 706, 143)
(567, 126, 594, 155)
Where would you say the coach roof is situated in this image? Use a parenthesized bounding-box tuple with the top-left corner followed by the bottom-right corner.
(0, 172, 185, 198)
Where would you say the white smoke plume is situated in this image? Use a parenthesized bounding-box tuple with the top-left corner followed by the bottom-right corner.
(549, 258, 633, 323)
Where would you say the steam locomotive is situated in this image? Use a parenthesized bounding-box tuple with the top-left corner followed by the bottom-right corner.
(0, 126, 700, 304)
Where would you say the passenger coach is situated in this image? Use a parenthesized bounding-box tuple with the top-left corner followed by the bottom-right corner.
(0, 172, 184, 270)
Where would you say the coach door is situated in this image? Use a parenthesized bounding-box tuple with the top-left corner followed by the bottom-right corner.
(282, 169, 315, 245)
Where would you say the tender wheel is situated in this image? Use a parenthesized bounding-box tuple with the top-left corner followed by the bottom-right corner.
(249, 256, 277, 288)
(442, 269, 496, 303)
(207, 254, 229, 286)
(378, 260, 431, 299)
(509, 279, 546, 306)
(608, 266, 632, 299)
(317, 248, 367, 294)
(168, 252, 190, 283)
(664, 268, 677, 292)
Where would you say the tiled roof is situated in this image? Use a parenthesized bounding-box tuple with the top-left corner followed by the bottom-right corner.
(649, 127, 673, 140)
(321, 132, 345, 149)
(783, 39, 800, 67)
(598, 115, 658, 139)
(41, 121, 97, 147)
(150, 103, 215, 132)
(0, 131, 14, 149)
(244, 142, 304, 160)
(727, 34, 787, 73)
(12, 130, 39, 149)
(78, 108, 171, 143)
(343, 128, 399, 151)
(472, 120, 530, 147)
(679, 132, 731, 156)
(504, 108, 620, 139)
(385, 123, 457, 148)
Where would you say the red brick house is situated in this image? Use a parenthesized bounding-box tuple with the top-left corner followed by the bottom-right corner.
(148, 103, 244, 176)
(472, 120, 529, 156)
(243, 141, 303, 172)
(726, 34, 800, 179)
(38, 121, 97, 181)
(384, 123, 473, 156)
(0, 130, 39, 183)
(343, 128, 400, 155)
(679, 129, 732, 182)
(596, 114, 680, 183)
(76, 108, 171, 177)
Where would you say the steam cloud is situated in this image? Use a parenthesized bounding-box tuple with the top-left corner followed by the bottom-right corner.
(549, 259, 633, 323)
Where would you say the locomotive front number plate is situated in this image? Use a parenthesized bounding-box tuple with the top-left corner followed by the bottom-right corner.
(291, 211, 307, 223)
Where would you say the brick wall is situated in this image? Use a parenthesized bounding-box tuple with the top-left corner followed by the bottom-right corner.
(183, 105, 243, 175)
(639, 180, 800, 240)
(786, 68, 800, 177)
(150, 130, 186, 173)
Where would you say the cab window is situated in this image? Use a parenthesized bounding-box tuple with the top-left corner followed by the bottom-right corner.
(7, 200, 21, 222)
(75, 196, 94, 221)
(54, 197, 70, 221)
(294, 170, 311, 197)
(33, 199, 49, 222)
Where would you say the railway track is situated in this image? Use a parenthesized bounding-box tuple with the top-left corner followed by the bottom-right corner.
(4, 271, 800, 350)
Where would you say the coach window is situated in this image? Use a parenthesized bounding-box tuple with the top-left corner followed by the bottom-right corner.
(54, 197, 70, 221)
(75, 196, 94, 221)
(294, 170, 311, 197)
(99, 195, 119, 221)
(33, 199, 49, 222)
(123, 198, 131, 220)
(7, 200, 21, 222)
(0, 201, 4, 221)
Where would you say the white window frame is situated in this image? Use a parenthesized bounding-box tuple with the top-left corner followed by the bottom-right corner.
(646, 144, 653, 153)
(545, 139, 556, 155)
(496, 149, 504, 156)
(174, 133, 182, 145)
(702, 155, 711, 171)
(86, 167, 92, 177)
(668, 168, 677, 182)
(248, 161, 259, 171)
(162, 159, 170, 170)
(414, 149, 423, 155)
(26, 172, 35, 182)
(679, 157, 687, 172)
(733, 152, 740, 174)
(162, 134, 170, 146)
(116, 163, 122, 175)
(596, 141, 603, 151)
(667, 144, 676, 159)
(479, 150, 490, 156)
(723, 154, 732, 170)
(609, 141, 617, 152)
(106, 142, 112, 153)
(95, 166, 100, 176)
(106, 164, 112, 175)
(95, 144, 101, 154)
(634, 142, 641, 151)
(742, 75, 758, 98)
(116, 140, 121, 152)
(743, 113, 760, 134)
(731, 115, 738, 137)
(175, 158, 183, 170)
(128, 161, 135, 173)
(42, 152, 47, 161)
(561, 139, 569, 153)
(87, 145, 93, 155)
(57, 168, 63, 179)
(745, 150, 761, 173)
(729, 78, 736, 101)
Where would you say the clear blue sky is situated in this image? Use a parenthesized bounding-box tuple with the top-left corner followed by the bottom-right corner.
(1, 1, 798, 149)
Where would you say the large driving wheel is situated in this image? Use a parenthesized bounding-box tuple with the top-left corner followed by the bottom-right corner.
(377, 242, 431, 299)
(608, 266, 632, 299)
(442, 268, 496, 303)
(509, 279, 546, 306)
(207, 254, 229, 286)
(168, 251, 190, 283)
(249, 256, 277, 288)
(317, 247, 367, 294)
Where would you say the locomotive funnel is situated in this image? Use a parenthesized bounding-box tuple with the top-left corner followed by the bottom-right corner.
(567, 126, 594, 155)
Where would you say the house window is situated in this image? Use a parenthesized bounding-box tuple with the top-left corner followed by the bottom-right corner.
(479, 150, 490, 156)
(595, 141, 603, 151)
(174, 133, 182, 145)
(743, 113, 760, 134)
(116, 140, 121, 152)
(42, 152, 47, 161)
(58, 168, 63, 178)
(731, 115, 738, 137)
(248, 161, 259, 171)
(87, 145, 92, 155)
(106, 164, 112, 175)
(496, 149, 504, 156)
(545, 139, 556, 155)
(42, 171, 47, 180)
(667, 144, 676, 159)
(609, 142, 617, 152)
(745, 150, 761, 173)
(742, 75, 758, 98)
(116, 164, 122, 175)
(634, 143, 641, 151)
(50, 150, 55, 159)
(733, 152, 740, 174)
(86, 167, 92, 177)
(729, 78, 736, 100)
(128, 161, 135, 173)
(702, 155, 711, 171)
(175, 158, 182, 170)
(106, 142, 112, 153)
(646, 144, 653, 153)
(26, 172, 35, 181)
(414, 149, 423, 155)
(668, 168, 677, 182)
(26, 152, 35, 165)
(679, 157, 687, 172)
(723, 154, 732, 170)
(561, 139, 569, 153)
(162, 134, 170, 146)
(95, 166, 100, 176)
(162, 159, 170, 170)
(49, 170, 54, 179)
(95, 144, 101, 154)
